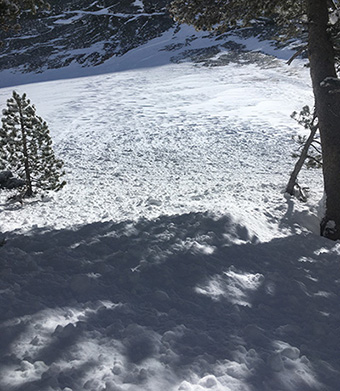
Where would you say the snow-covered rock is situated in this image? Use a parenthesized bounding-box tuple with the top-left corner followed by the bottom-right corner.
(0, 0, 173, 73)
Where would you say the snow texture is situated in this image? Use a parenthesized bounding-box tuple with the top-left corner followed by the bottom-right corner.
(1, 26, 340, 391)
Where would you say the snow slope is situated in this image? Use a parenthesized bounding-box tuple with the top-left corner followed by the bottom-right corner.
(0, 0, 172, 75)
(1, 26, 340, 391)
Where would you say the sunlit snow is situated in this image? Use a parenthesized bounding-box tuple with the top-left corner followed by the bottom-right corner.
(0, 59, 314, 240)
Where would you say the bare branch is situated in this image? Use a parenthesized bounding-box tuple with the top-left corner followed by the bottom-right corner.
(287, 45, 308, 65)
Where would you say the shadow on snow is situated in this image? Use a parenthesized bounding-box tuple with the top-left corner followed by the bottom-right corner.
(0, 212, 339, 390)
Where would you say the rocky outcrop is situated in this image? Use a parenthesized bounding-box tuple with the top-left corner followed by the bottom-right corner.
(0, 0, 173, 72)
(0, 1, 301, 78)
(0, 171, 25, 190)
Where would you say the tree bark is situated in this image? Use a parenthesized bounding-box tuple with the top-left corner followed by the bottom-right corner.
(306, 0, 340, 239)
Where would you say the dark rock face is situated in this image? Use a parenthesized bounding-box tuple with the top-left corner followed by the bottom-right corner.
(0, 0, 174, 73)
(0, 2, 301, 78)
(0, 171, 25, 189)
(0, 171, 12, 186)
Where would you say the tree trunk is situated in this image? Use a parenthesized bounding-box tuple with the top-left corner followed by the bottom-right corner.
(307, 0, 340, 240)
(18, 100, 33, 197)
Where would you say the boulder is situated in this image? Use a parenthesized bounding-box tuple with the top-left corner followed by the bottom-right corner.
(0, 171, 13, 187)
(0, 171, 25, 189)
(6, 177, 25, 189)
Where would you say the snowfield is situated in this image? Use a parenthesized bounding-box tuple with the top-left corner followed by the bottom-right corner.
(1, 26, 340, 391)
(0, 59, 315, 239)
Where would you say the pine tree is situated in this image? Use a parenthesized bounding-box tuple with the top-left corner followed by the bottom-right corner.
(0, 91, 66, 197)
(170, 0, 340, 240)
(291, 106, 322, 169)
(286, 106, 321, 201)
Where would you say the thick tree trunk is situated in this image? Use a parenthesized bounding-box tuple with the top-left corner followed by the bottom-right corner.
(307, 0, 340, 239)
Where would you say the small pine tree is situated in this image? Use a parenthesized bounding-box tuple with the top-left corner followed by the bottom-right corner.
(291, 106, 322, 169)
(286, 105, 321, 200)
(0, 91, 66, 197)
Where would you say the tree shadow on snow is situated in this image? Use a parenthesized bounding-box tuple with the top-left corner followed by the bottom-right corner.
(0, 212, 340, 391)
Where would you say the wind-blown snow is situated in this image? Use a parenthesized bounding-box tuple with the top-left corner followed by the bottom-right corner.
(1, 26, 340, 391)
(0, 58, 314, 240)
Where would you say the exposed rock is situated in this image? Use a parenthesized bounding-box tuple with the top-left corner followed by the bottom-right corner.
(0, 0, 173, 73)
(6, 177, 26, 189)
(0, 1, 297, 77)
(0, 171, 25, 189)
(0, 171, 12, 186)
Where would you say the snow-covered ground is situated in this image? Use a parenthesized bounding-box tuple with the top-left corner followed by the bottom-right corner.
(1, 26, 340, 391)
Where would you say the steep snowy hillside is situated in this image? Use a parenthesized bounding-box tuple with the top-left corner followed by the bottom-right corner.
(0, 0, 173, 73)
(0, 0, 296, 84)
